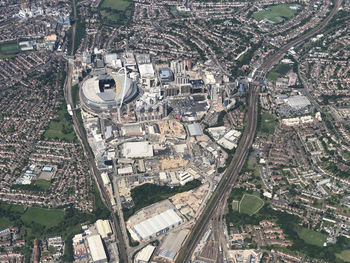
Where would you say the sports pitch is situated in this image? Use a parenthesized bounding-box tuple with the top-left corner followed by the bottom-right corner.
(239, 194, 264, 215)
(253, 4, 298, 23)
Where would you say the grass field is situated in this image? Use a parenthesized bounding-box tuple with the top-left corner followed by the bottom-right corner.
(336, 250, 350, 262)
(267, 63, 292, 81)
(101, 0, 131, 11)
(0, 217, 12, 228)
(44, 105, 76, 142)
(1, 43, 19, 52)
(34, 179, 51, 190)
(253, 4, 297, 23)
(267, 71, 280, 81)
(9, 204, 26, 214)
(297, 228, 327, 247)
(21, 207, 64, 228)
(232, 200, 239, 211)
(239, 194, 264, 216)
(259, 113, 278, 134)
(0, 42, 20, 58)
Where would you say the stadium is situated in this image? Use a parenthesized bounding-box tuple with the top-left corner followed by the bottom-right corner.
(80, 71, 137, 113)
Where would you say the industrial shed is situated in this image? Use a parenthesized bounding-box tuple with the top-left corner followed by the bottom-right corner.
(122, 141, 154, 158)
(87, 235, 107, 263)
(187, 123, 203, 136)
(95, 220, 112, 239)
(130, 209, 182, 241)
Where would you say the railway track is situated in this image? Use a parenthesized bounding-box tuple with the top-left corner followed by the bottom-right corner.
(176, 0, 343, 261)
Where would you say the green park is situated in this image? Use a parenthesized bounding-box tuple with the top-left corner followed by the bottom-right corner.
(253, 4, 298, 23)
(34, 179, 51, 190)
(259, 113, 278, 134)
(336, 250, 350, 262)
(239, 194, 264, 215)
(267, 63, 292, 81)
(99, 0, 132, 23)
(0, 42, 20, 58)
(297, 227, 327, 247)
(44, 102, 77, 142)
(21, 207, 64, 228)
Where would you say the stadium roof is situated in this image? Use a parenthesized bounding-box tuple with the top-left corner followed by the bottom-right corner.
(132, 209, 182, 240)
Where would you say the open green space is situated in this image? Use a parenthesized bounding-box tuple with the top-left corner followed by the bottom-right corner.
(259, 113, 278, 134)
(99, 0, 132, 24)
(253, 4, 298, 23)
(0, 217, 12, 228)
(71, 85, 80, 107)
(123, 179, 202, 220)
(44, 103, 76, 142)
(0, 42, 20, 58)
(0, 183, 110, 262)
(1, 43, 19, 52)
(226, 188, 350, 262)
(231, 200, 239, 211)
(100, 10, 121, 22)
(239, 194, 264, 216)
(297, 228, 327, 247)
(336, 250, 350, 262)
(267, 63, 292, 81)
(267, 71, 280, 81)
(34, 179, 51, 190)
(21, 207, 64, 228)
(101, 0, 131, 10)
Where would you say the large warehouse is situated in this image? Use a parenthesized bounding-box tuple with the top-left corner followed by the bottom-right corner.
(95, 219, 112, 239)
(122, 141, 154, 158)
(80, 72, 137, 112)
(87, 235, 107, 263)
(285, 95, 311, 109)
(130, 209, 182, 241)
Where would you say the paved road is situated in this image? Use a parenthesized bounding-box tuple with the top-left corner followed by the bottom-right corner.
(176, 0, 343, 261)
(64, 62, 129, 262)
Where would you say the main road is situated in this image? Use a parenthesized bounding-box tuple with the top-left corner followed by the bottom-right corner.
(176, 0, 343, 261)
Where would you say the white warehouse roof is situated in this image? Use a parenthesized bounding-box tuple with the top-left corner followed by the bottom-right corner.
(118, 166, 133, 175)
(135, 245, 156, 262)
(187, 123, 202, 136)
(138, 63, 155, 79)
(132, 209, 182, 241)
(87, 235, 107, 263)
(95, 220, 112, 239)
(101, 173, 110, 185)
(286, 95, 311, 109)
(122, 141, 154, 158)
